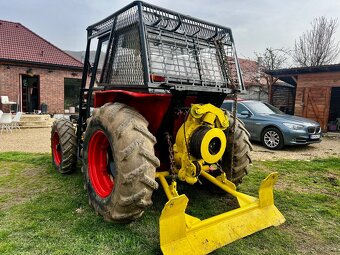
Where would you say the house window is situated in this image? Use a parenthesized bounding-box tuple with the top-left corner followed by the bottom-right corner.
(64, 78, 81, 111)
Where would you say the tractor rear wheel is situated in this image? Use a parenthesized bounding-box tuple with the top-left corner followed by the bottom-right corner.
(82, 103, 160, 221)
(222, 116, 253, 184)
(51, 119, 77, 174)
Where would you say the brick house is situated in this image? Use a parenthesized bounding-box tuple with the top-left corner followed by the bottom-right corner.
(0, 20, 83, 113)
(239, 58, 260, 87)
(237, 58, 268, 101)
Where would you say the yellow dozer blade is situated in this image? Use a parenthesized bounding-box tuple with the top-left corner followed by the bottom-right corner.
(158, 172, 285, 255)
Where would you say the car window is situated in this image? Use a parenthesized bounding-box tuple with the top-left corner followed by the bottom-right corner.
(264, 103, 283, 114)
(244, 101, 276, 114)
(221, 102, 232, 111)
(237, 103, 249, 114)
(221, 101, 250, 114)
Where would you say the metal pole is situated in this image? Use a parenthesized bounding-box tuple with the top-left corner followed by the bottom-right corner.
(137, 2, 150, 86)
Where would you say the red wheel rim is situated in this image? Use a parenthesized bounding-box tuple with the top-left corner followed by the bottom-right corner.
(52, 132, 61, 166)
(88, 130, 114, 198)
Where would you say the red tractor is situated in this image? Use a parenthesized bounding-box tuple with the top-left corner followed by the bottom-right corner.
(51, 2, 284, 254)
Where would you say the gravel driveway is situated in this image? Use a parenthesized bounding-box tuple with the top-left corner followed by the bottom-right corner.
(0, 128, 51, 154)
(0, 128, 339, 160)
(251, 135, 340, 160)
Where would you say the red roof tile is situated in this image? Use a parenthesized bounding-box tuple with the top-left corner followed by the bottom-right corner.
(238, 58, 263, 86)
(0, 20, 83, 68)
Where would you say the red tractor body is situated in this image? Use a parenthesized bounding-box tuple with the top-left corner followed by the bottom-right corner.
(94, 90, 172, 135)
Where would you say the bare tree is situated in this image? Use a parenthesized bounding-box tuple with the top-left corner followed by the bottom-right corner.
(246, 48, 290, 100)
(256, 47, 289, 71)
(294, 16, 340, 66)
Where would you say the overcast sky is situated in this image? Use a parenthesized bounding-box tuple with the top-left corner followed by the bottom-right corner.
(1, 0, 340, 62)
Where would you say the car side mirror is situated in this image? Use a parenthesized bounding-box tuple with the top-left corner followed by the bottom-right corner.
(240, 110, 251, 117)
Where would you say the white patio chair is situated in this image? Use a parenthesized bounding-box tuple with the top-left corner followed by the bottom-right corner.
(1, 96, 16, 105)
(0, 113, 13, 134)
(1, 96, 16, 113)
(11, 111, 22, 130)
(0, 110, 3, 119)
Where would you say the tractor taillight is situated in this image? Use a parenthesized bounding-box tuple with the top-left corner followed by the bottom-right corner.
(150, 74, 166, 82)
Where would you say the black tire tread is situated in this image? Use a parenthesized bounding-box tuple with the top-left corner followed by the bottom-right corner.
(51, 119, 77, 174)
(223, 116, 253, 184)
(83, 103, 159, 221)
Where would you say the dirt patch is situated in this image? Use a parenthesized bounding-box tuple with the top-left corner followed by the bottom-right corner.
(325, 173, 339, 186)
(1, 128, 340, 161)
(293, 229, 334, 255)
(0, 128, 51, 153)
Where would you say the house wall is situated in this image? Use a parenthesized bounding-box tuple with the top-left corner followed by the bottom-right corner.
(240, 86, 269, 102)
(295, 72, 340, 130)
(0, 64, 82, 113)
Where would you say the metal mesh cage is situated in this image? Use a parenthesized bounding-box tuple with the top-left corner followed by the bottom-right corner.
(102, 5, 144, 85)
(87, 1, 243, 92)
(109, 28, 144, 85)
(146, 28, 228, 87)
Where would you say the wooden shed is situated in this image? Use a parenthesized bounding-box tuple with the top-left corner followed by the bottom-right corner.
(271, 82, 296, 115)
(266, 64, 340, 131)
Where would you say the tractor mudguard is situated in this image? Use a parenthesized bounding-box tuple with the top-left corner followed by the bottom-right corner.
(157, 172, 285, 255)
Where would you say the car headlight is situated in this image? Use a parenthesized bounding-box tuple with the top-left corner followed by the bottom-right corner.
(283, 123, 304, 130)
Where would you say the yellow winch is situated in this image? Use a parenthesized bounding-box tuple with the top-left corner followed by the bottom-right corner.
(173, 103, 229, 184)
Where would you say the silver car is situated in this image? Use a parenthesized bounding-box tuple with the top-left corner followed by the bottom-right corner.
(222, 100, 322, 150)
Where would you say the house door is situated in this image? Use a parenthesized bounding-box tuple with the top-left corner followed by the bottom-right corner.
(22, 75, 39, 112)
(301, 87, 331, 131)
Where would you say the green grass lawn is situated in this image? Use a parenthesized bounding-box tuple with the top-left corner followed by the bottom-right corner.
(0, 152, 339, 255)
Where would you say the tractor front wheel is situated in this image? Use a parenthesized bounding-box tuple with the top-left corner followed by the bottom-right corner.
(82, 103, 160, 221)
(51, 119, 77, 174)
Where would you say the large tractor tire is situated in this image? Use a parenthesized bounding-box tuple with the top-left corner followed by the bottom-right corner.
(222, 116, 253, 184)
(51, 119, 77, 174)
(82, 103, 160, 221)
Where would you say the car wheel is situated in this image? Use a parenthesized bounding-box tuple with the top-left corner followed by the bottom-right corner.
(261, 127, 284, 150)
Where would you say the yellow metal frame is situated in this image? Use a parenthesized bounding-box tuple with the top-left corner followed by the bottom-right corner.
(156, 171, 285, 255)
(156, 103, 284, 254)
